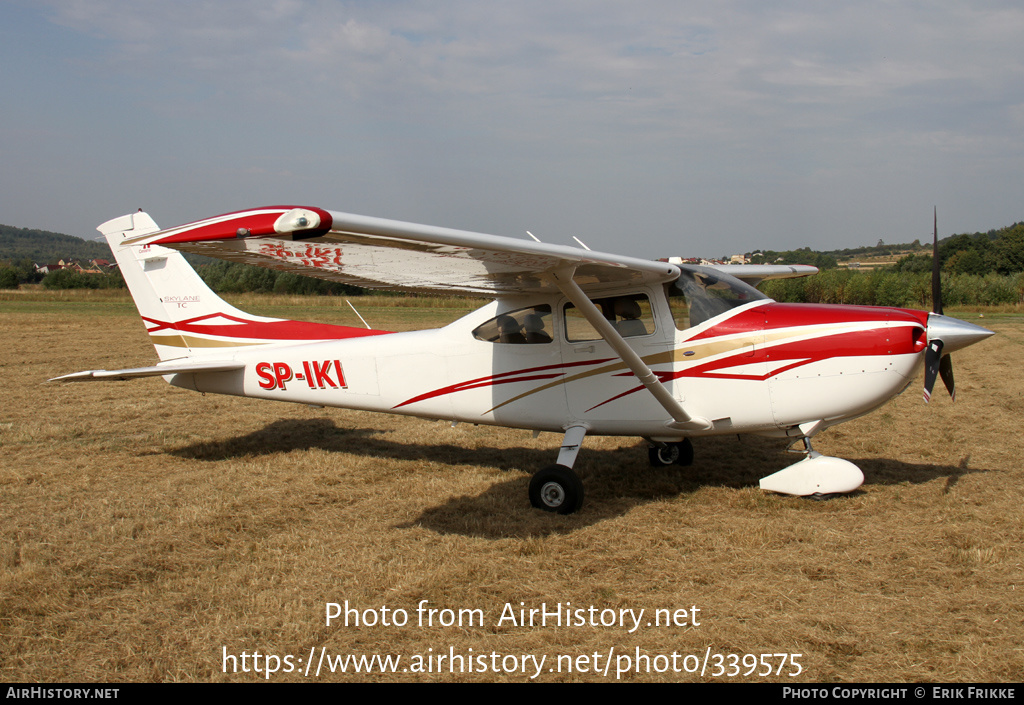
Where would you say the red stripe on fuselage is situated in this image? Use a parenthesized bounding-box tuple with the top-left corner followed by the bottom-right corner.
(586, 304, 928, 411)
(687, 303, 929, 342)
(394, 358, 615, 410)
(761, 303, 929, 330)
(681, 326, 923, 380)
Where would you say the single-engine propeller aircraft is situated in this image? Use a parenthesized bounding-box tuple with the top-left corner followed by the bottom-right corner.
(53, 206, 993, 513)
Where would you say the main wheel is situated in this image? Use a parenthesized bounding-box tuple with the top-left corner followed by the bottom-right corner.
(647, 439, 694, 467)
(529, 464, 584, 514)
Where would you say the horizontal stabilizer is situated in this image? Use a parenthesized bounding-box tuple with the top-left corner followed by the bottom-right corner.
(50, 360, 245, 382)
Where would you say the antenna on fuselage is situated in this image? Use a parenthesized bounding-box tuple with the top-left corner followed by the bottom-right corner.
(346, 299, 371, 329)
(526, 231, 542, 242)
(572, 236, 592, 251)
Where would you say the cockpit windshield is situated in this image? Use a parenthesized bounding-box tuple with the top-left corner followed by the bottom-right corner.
(667, 265, 769, 329)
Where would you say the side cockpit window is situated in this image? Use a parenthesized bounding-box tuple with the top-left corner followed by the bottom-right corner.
(667, 267, 767, 329)
(472, 304, 553, 344)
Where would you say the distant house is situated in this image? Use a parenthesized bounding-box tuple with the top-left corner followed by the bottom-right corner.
(35, 259, 111, 275)
(660, 256, 705, 265)
(660, 256, 752, 266)
(70, 259, 104, 274)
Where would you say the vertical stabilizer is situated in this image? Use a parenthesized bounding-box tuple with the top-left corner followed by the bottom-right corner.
(101, 212, 270, 360)
(99, 211, 375, 361)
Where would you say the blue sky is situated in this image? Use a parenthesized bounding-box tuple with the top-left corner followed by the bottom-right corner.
(2, 1, 1022, 258)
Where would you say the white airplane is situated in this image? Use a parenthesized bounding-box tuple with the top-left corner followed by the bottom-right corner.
(53, 206, 993, 513)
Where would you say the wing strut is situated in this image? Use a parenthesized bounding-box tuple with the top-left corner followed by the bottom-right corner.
(550, 267, 712, 431)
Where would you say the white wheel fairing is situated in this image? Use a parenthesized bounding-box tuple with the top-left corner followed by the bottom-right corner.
(759, 455, 864, 496)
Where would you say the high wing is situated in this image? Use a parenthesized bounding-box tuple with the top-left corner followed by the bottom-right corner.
(123, 205, 711, 430)
(123, 206, 680, 296)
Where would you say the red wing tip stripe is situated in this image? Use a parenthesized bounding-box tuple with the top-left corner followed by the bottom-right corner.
(128, 206, 333, 245)
(124, 208, 287, 244)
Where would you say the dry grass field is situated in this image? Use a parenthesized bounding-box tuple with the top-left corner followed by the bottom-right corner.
(2, 290, 1022, 682)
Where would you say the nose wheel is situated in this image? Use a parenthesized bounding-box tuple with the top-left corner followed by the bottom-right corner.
(647, 439, 694, 467)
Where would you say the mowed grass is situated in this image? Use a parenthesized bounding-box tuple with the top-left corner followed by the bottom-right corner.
(1, 291, 1022, 682)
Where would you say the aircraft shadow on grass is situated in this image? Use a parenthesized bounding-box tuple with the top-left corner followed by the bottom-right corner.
(167, 418, 989, 538)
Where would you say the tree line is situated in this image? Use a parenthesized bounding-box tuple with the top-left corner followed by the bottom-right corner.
(757, 221, 1024, 307)
(760, 269, 1024, 308)
(0, 258, 367, 295)
(197, 260, 363, 296)
(892, 222, 1024, 276)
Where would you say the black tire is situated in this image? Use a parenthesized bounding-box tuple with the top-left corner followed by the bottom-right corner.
(529, 464, 584, 514)
(647, 439, 694, 467)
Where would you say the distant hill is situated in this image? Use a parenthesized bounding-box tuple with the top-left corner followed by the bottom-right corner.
(0, 223, 113, 264)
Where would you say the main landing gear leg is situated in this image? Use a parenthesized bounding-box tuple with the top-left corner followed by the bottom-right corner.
(529, 425, 586, 514)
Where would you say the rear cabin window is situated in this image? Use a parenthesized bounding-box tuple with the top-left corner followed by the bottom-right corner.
(563, 293, 654, 342)
(472, 304, 553, 344)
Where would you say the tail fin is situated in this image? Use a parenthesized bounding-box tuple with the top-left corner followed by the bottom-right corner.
(100, 211, 386, 361)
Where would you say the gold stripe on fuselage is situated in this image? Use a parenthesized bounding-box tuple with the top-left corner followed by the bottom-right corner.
(148, 334, 265, 348)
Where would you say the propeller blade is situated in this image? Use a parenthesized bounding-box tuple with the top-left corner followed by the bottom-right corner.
(923, 210, 992, 403)
(923, 339, 944, 403)
(932, 207, 943, 315)
(939, 353, 955, 401)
